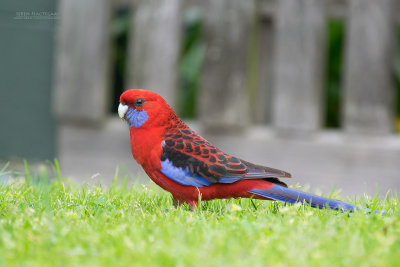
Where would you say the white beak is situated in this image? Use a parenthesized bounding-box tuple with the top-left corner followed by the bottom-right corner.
(118, 103, 128, 119)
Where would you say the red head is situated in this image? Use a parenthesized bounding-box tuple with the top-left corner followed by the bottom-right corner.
(119, 89, 174, 128)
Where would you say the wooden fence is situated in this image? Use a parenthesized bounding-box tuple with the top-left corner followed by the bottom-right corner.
(55, 0, 400, 135)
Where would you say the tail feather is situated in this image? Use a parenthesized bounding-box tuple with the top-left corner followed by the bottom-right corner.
(248, 185, 385, 215)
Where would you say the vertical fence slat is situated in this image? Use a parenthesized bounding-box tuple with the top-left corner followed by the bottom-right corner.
(55, 0, 111, 125)
(199, 0, 254, 133)
(343, 0, 396, 134)
(126, 0, 182, 108)
(272, 0, 326, 133)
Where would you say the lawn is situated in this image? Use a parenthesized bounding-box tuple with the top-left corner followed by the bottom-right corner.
(0, 171, 399, 267)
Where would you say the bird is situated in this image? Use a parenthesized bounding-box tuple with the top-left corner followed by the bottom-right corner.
(118, 89, 383, 214)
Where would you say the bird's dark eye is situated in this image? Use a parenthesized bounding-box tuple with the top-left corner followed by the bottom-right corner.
(134, 98, 145, 107)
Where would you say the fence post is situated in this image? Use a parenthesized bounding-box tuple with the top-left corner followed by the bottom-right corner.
(199, 0, 255, 133)
(271, 0, 326, 133)
(55, 0, 112, 126)
(343, 0, 396, 135)
(126, 0, 182, 108)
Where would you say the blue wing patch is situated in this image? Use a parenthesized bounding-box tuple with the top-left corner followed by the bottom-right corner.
(218, 177, 242, 183)
(160, 159, 212, 187)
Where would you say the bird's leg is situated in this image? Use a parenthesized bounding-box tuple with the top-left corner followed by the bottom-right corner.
(172, 197, 198, 211)
(172, 197, 182, 208)
(187, 201, 198, 211)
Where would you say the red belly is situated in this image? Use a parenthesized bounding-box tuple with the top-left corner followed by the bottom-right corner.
(143, 166, 274, 204)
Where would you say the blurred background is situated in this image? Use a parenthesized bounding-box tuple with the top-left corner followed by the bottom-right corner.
(1, 0, 400, 197)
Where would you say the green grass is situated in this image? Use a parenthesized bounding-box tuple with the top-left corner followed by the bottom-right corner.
(0, 175, 399, 267)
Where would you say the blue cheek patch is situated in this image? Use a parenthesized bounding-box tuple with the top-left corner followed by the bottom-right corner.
(126, 108, 149, 128)
(160, 159, 212, 187)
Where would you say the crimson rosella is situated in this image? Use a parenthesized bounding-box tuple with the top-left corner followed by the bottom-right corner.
(119, 89, 383, 214)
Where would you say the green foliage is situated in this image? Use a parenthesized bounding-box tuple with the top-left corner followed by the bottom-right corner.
(110, 8, 131, 114)
(0, 173, 399, 266)
(324, 20, 344, 128)
(178, 8, 205, 118)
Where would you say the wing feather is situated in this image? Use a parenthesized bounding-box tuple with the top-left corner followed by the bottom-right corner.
(160, 128, 291, 187)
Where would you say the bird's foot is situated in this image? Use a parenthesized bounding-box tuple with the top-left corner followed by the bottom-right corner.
(172, 198, 197, 211)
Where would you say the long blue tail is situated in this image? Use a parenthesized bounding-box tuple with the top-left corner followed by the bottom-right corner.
(248, 184, 385, 215)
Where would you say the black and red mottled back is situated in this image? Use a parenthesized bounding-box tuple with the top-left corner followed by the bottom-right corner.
(160, 113, 291, 186)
